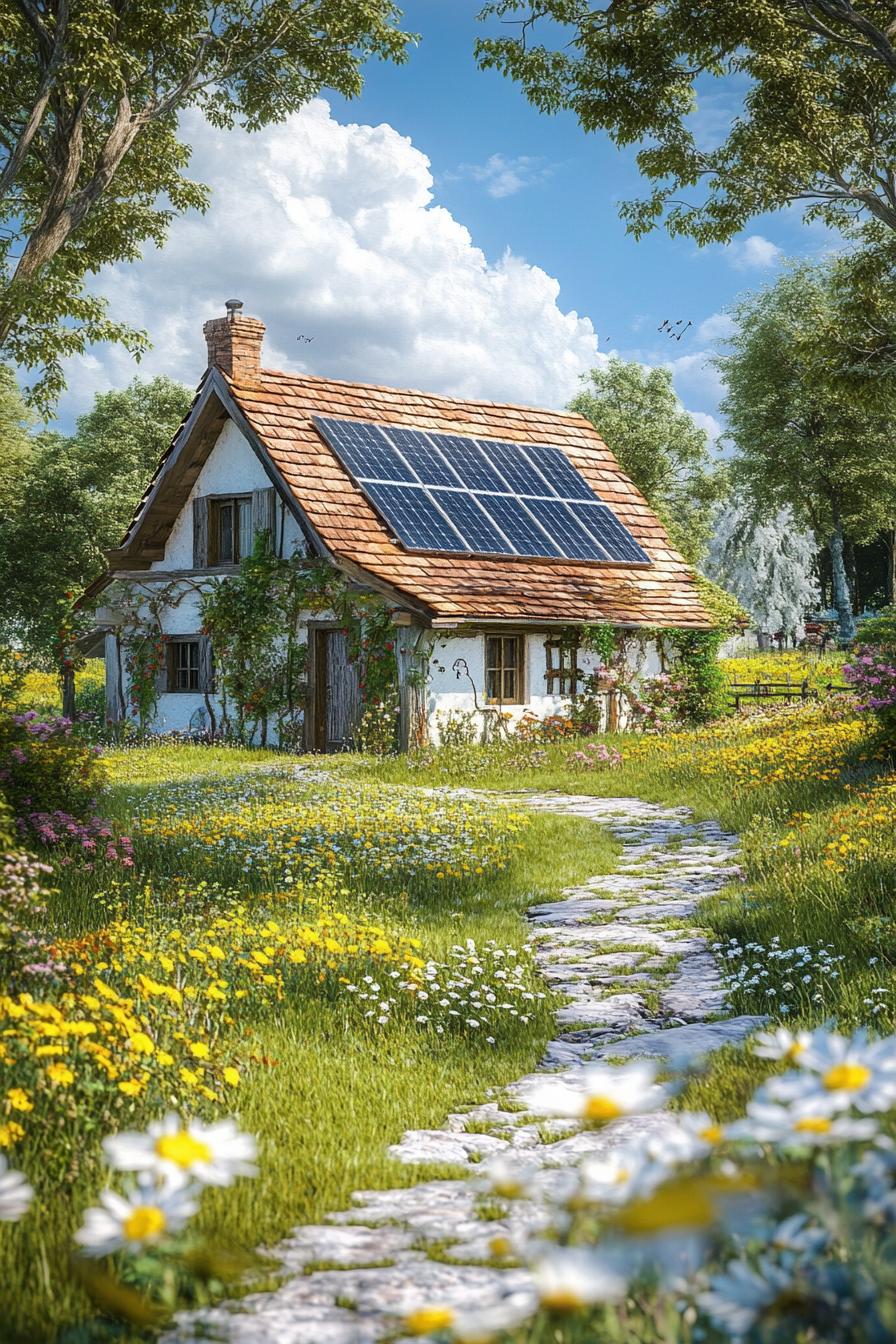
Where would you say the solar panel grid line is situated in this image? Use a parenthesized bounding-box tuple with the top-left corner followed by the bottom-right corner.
(378, 425, 464, 489)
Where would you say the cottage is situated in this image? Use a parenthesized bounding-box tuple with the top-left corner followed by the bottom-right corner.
(89, 302, 711, 748)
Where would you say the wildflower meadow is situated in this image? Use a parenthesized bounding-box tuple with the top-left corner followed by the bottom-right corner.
(4, 641, 896, 1342)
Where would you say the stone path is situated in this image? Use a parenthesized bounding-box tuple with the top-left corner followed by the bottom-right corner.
(169, 794, 764, 1344)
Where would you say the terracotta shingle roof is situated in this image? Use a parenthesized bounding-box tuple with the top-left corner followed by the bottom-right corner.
(224, 368, 711, 628)
(114, 364, 711, 629)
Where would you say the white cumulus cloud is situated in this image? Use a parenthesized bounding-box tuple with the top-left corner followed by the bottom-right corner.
(688, 409, 723, 447)
(448, 153, 553, 199)
(59, 101, 599, 420)
(696, 311, 736, 344)
(727, 234, 783, 270)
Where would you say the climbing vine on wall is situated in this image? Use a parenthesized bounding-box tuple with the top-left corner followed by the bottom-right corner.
(105, 543, 419, 749)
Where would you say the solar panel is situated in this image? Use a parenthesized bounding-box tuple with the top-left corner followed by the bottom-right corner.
(522, 498, 607, 561)
(568, 502, 651, 565)
(313, 415, 650, 566)
(315, 417, 412, 483)
(479, 438, 553, 497)
(428, 434, 507, 493)
(362, 482, 464, 552)
(525, 444, 597, 501)
(383, 427, 461, 487)
(478, 494, 561, 557)
(429, 489, 515, 554)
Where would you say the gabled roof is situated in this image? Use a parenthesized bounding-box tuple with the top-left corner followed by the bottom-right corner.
(111, 366, 711, 629)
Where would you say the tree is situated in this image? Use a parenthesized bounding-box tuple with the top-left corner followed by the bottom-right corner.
(0, 374, 192, 660)
(0, 364, 34, 519)
(718, 263, 896, 645)
(0, 1, 413, 408)
(569, 357, 727, 566)
(476, 2, 896, 245)
(706, 501, 821, 645)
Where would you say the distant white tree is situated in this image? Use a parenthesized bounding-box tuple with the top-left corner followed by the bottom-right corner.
(705, 502, 820, 644)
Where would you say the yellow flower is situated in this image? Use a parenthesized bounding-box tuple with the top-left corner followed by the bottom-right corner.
(6, 1089, 32, 1113)
(128, 1032, 155, 1055)
(118, 1079, 145, 1097)
(222, 1067, 240, 1087)
(189, 1041, 209, 1060)
(179, 1067, 200, 1086)
(0, 1121, 25, 1147)
(47, 1062, 75, 1087)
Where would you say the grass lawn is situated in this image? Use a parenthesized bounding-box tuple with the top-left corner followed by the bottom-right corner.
(1, 747, 617, 1342)
(6, 657, 896, 1342)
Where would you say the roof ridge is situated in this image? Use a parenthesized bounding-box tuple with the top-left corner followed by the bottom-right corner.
(227, 365, 594, 429)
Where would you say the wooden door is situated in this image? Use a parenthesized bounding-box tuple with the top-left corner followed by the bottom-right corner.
(313, 629, 361, 752)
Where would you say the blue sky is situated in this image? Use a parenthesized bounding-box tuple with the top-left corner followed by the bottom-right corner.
(60, 0, 829, 441)
(324, 0, 824, 434)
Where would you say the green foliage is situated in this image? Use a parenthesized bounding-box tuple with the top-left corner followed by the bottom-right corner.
(692, 573, 747, 632)
(719, 261, 896, 644)
(201, 538, 315, 746)
(0, 374, 192, 663)
(570, 358, 727, 564)
(0, 1, 414, 407)
(0, 711, 105, 820)
(580, 621, 616, 665)
(476, 2, 896, 244)
(663, 627, 728, 725)
(856, 604, 896, 649)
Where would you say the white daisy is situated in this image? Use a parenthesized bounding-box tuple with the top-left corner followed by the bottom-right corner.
(521, 1061, 665, 1125)
(479, 1154, 538, 1200)
(751, 1026, 812, 1063)
(731, 1095, 877, 1147)
(75, 1177, 198, 1257)
(531, 1245, 628, 1311)
(767, 1212, 828, 1258)
(696, 1257, 799, 1338)
(103, 1113, 258, 1188)
(765, 1030, 896, 1114)
(0, 1156, 33, 1222)
(450, 1291, 537, 1342)
(577, 1145, 667, 1207)
(655, 1111, 729, 1163)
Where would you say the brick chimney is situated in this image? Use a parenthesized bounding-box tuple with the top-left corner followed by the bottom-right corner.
(203, 299, 265, 379)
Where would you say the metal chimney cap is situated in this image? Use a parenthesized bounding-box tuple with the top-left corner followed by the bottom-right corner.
(225, 298, 244, 315)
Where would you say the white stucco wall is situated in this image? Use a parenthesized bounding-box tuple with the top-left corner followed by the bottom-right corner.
(150, 419, 307, 572)
(423, 631, 661, 741)
(110, 416, 310, 735)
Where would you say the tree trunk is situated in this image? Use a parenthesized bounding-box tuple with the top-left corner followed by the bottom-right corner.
(828, 524, 856, 646)
(889, 525, 896, 606)
(61, 665, 75, 719)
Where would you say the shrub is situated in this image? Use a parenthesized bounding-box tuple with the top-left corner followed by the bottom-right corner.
(0, 712, 104, 817)
(843, 605, 896, 741)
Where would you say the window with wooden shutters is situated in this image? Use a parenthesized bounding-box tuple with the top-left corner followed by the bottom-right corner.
(192, 496, 210, 568)
(544, 637, 581, 695)
(209, 496, 252, 564)
(485, 635, 524, 705)
(161, 637, 214, 694)
(252, 486, 276, 550)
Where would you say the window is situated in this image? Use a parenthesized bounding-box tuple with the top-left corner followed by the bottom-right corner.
(211, 496, 253, 564)
(545, 637, 581, 696)
(485, 635, 523, 704)
(167, 640, 200, 693)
